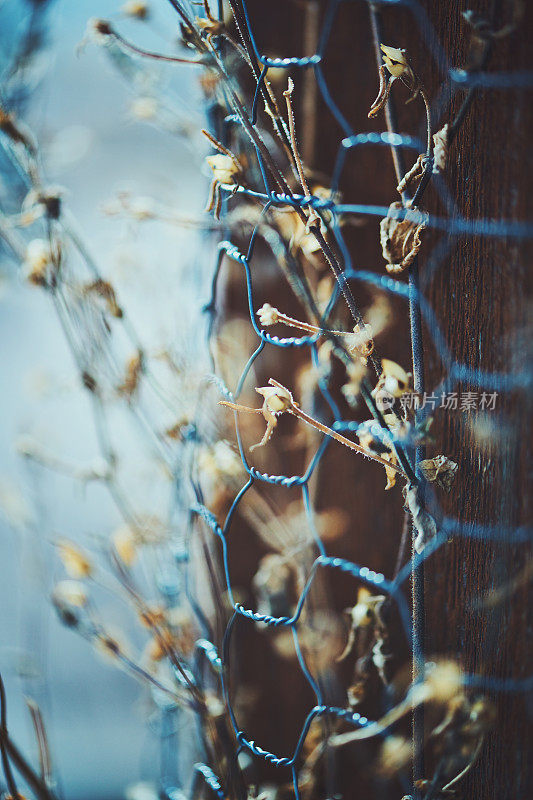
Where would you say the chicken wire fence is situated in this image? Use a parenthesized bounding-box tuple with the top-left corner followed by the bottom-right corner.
(0, 1, 531, 800)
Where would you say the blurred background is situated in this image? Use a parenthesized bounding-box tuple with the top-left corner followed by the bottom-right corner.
(0, 2, 209, 797)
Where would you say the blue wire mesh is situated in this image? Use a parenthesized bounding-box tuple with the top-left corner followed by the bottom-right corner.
(184, 1, 533, 797)
(0, 1, 530, 798)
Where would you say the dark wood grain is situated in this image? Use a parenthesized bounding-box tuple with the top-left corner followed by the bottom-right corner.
(221, 1, 532, 797)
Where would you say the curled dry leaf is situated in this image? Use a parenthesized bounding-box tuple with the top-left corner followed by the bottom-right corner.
(273, 206, 326, 261)
(419, 455, 458, 491)
(433, 123, 449, 173)
(403, 483, 438, 553)
(396, 153, 426, 194)
(380, 201, 429, 274)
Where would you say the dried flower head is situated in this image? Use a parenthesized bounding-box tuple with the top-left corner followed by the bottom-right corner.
(219, 380, 295, 451)
(122, 1, 149, 19)
(86, 18, 114, 44)
(112, 525, 137, 566)
(357, 412, 405, 490)
(380, 44, 412, 79)
(130, 96, 158, 121)
(52, 580, 88, 608)
(380, 202, 428, 274)
(371, 359, 412, 415)
(203, 129, 243, 219)
(57, 540, 93, 578)
(206, 153, 239, 185)
(274, 206, 326, 261)
(24, 238, 59, 287)
(418, 455, 458, 491)
(368, 45, 418, 119)
(344, 322, 374, 364)
(345, 587, 384, 633)
(257, 303, 280, 327)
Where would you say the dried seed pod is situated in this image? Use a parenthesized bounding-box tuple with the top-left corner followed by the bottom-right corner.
(380, 201, 428, 274)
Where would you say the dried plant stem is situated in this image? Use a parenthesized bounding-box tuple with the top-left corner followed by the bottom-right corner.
(367, 4, 426, 785)
(441, 737, 484, 791)
(264, 309, 348, 338)
(289, 404, 406, 477)
(26, 700, 52, 787)
(106, 25, 204, 65)
(302, 1, 319, 166)
(283, 78, 312, 197)
(221, 381, 407, 478)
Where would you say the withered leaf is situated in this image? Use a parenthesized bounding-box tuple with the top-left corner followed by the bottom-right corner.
(432, 123, 449, 174)
(418, 455, 458, 491)
(380, 201, 429, 274)
(404, 483, 437, 553)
